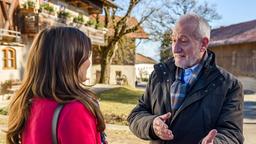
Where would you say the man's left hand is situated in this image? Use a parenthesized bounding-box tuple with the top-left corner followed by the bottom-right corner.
(201, 129, 217, 144)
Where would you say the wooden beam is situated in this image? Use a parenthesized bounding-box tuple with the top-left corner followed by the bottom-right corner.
(0, 0, 10, 4)
(0, 0, 9, 20)
(4, 0, 19, 30)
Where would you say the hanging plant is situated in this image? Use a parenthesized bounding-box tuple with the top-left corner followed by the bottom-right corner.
(57, 10, 71, 19)
(73, 15, 84, 24)
(22, 0, 35, 9)
(39, 2, 55, 14)
(86, 19, 96, 26)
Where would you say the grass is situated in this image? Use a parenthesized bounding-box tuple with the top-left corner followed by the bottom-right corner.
(98, 87, 144, 104)
(0, 115, 7, 125)
(0, 115, 7, 144)
(98, 87, 144, 125)
(105, 127, 147, 144)
(0, 133, 5, 144)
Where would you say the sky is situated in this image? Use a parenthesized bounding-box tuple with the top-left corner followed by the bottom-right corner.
(136, 0, 256, 61)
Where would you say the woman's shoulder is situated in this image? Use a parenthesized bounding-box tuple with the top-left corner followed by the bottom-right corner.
(64, 100, 85, 109)
(61, 100, 95, 120)
(57, 101, 100, 143)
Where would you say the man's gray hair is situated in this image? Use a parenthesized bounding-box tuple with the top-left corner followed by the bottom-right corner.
(179, 13, 211, 39)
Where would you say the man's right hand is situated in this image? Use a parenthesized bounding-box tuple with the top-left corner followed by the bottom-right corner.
(153, 112, 174, 140)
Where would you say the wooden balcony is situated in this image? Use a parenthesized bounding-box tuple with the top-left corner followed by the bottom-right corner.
(56, 0, 103, 14)
(38, 13, 106, 46)
(50, 0, 118, 15)
(0, 29, 21, 43)
(80, 25, 106, 46)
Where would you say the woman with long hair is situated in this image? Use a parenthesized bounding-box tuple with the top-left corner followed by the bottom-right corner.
(6, 27, 105, 144)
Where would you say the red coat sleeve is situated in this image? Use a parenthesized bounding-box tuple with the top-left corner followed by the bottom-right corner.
(57, 101, 100, 144)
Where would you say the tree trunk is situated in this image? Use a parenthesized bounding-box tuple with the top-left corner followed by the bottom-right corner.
(99, 56, 111, 84)
(99, 43, 118, 84)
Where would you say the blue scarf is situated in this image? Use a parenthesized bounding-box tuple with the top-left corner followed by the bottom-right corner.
(170, 52, 211, 113)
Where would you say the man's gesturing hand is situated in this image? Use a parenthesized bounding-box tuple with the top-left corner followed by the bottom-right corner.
(201, 129, 217, 144)
(153, 112, 174, 140)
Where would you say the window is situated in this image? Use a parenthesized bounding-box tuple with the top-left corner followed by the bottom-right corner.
(116, 71, 122, 79)
(116, 71, 122, 85)
(2, 47, 16, 69)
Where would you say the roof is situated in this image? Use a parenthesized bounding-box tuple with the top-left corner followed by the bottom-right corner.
(136, 53, 157, 64)
(93, 15, 148, 39)
(209, 19, 256, 47)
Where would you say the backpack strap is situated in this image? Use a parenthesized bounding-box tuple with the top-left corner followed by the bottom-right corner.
(52, 104, 64, 144)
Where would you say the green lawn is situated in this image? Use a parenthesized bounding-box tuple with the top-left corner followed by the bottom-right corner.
(98, 87, 144, 125)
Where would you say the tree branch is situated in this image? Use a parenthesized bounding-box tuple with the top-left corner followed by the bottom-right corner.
(104, 7, 110, 28)
(115, 0, 140, 29)
(123, 8, 156, 36)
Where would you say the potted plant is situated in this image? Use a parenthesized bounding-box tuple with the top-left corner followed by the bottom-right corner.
(57, 10, 71, 24)
(22, 0, 35, 9)
(73, 15, 84, 25)
(95, 22, 104, 29)
(21, 0, 36, 12)
(39, 2, 55, 15)
(85, 19, 96, 27)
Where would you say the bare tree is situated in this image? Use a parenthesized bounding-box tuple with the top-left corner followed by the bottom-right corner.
(143, 0, 221, 61)
(97, 0, 156, 84)
(150, 0, 221, 61)
(145, 0, 221, 41)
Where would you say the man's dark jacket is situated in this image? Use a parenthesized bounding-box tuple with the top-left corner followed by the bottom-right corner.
(128, 51, 244, 144)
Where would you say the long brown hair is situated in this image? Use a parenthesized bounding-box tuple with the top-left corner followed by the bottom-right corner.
(6, 27, 105, 143)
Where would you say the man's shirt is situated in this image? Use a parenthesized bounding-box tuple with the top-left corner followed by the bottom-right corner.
(183, 64, 199, 84)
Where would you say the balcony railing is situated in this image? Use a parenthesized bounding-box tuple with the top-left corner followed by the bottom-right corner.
(0, 29, 21, 43)
(39, 12, 106, 45)
(80, 26, 106, 46)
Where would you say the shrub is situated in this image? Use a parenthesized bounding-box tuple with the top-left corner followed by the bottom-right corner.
(141, 77, 149, 82)
(0, 107, 8, 115)
(0, 80, 12, 95)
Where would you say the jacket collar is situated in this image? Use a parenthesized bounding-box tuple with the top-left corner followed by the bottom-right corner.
(153, 50, 220, 117)
(170, 50, 222, 123)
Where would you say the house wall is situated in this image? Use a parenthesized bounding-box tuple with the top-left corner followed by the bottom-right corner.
(209, 42, 256, 77)
(135, 63, 154, 80)
(0, 0, 104, 84)
(0, 45, 24, 82)
(91, 38, 136, 87)
(92, 65, 136, 87)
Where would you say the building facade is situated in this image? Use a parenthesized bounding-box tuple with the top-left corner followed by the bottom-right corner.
(135, 53, 157, 83)
(0, 0, 115, 84)
(209, 19, 256, 77)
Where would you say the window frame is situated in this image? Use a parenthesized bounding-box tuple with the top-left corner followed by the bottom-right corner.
(2, 47, 17, 70)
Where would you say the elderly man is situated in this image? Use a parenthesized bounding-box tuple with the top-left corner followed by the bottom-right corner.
(128, 13, 244, 144)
